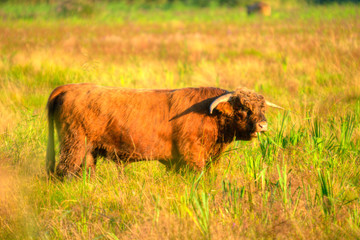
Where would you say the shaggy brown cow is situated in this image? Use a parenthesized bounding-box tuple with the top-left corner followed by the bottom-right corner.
(46, 84, 282, 178)
(246, 2, 271, 16)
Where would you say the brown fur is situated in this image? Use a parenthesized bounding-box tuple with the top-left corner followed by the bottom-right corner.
(246, 2, 271, 16)
(46, 84, 268, 179)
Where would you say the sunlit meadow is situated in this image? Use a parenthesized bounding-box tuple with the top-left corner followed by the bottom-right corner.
(0, 2, 359, 239)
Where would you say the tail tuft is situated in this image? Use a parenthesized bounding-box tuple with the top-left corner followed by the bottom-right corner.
(46, 99, 56, 175)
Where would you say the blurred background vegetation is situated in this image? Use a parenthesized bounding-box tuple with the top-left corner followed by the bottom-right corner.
(0, 0, 360, 16)
(1, 0, 359, 5)
(0, 0, 358, 22)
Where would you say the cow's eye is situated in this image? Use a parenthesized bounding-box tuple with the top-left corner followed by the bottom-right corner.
(235, 112, 244, 120)
(247, 110, 252, 116)
(240, 106, 249, 112)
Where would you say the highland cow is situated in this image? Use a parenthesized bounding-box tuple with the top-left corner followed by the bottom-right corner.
(46, 84, 282, 179)
(246, 2, 271, 16)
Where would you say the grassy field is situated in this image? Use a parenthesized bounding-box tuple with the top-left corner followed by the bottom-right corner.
(0, 3, 360, 239)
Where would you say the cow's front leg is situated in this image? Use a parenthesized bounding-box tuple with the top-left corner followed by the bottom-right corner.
(181, 142, 209, 171)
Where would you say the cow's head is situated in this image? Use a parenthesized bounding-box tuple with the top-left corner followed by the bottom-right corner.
(210, 88, 283, 140)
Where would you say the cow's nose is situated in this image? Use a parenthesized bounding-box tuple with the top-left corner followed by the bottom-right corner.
(258, 122, 268, 132)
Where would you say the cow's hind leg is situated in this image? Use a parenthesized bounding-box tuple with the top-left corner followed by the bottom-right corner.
(56, 138, 96, 180)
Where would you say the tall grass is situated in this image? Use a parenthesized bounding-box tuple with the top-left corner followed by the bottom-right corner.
(0, 3, 360, 239)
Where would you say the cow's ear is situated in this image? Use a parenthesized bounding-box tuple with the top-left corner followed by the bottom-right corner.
(214, 102, 234, 116)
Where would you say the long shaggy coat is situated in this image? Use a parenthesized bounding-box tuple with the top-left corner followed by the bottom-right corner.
(46, 84, 268, 178)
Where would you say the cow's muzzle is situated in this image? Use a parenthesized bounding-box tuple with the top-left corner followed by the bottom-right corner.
(257, 121, 268, 132)
(250, 122, 267, 138)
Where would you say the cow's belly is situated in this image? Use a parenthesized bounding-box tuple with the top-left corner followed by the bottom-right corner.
(95, 126, 174, 161)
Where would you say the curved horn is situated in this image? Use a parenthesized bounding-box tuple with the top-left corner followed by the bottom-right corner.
(266, 101, 284, 110)
(209, 92, 233, 114)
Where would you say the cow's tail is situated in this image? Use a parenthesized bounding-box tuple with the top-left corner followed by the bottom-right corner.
(46, 84, 81, 176)
(46, 97, 56, 176)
